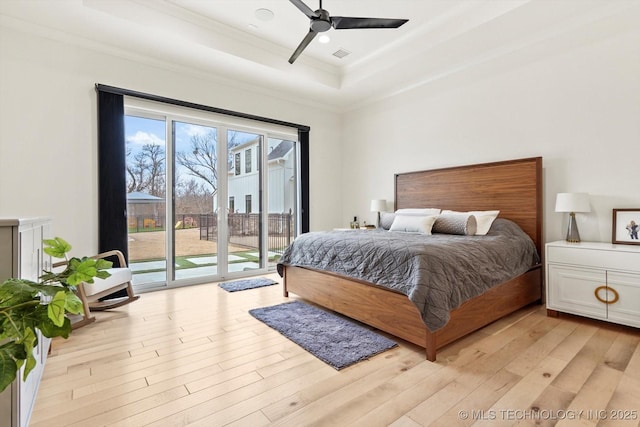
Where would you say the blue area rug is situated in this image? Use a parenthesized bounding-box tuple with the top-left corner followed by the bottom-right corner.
(219, 277, 278, 292)
(249, 300, 397, 370)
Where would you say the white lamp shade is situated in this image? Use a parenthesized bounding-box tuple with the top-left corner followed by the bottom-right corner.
(370, 199, 387, 212)
(555, 193, 591, 213)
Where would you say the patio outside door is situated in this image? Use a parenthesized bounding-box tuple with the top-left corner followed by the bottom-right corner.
(124, 108, 296, 291)
(171, 120, 221, 283)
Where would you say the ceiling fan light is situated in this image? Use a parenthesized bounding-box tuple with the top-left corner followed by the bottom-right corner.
(310, 19, 331, 32)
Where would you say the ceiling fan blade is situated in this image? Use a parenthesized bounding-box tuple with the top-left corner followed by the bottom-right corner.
(288, 29, 318, 64)
(289, 0, 319, 19)
(331, 17, 408, 30)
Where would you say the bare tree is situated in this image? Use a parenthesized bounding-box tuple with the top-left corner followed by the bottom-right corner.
(176, 131, 217, 196)
(126, 143, 165, 197)
(176, 178, 213, 214)
(176, 131, 243, 197)
(145, 144, 165, 197)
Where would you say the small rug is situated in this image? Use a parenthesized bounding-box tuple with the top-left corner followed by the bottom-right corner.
(219, 277, 278, 292)
(249, 300, 397, 370)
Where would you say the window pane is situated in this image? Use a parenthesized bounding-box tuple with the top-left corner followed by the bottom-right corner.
(125, 115, 167, 288)
(245, 148, 252, 173)
(173, 121, 219, 281)
(267, 137, 296, 267)
(228, 130, 262, 272)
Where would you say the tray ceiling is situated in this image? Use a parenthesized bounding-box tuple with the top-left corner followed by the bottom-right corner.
(1, 0, 637, 110)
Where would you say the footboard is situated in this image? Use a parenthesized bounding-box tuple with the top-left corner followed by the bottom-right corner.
(283, 265, 428, 348)
(283, 264, 542, 361)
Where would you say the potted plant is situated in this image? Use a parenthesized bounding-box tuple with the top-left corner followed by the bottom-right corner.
(0, 237, 112, 392)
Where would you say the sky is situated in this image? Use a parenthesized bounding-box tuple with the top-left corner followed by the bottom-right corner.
(124, 115, 262, 157)
(124, 115, 274, 195)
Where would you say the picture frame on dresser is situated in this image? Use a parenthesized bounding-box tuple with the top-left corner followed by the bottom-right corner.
(612, 208, 640, 245)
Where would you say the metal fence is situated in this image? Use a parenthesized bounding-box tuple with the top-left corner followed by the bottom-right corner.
(128, 214, 202, 232)
(199, 213, 294, 254)
(129, 212, 294, 254)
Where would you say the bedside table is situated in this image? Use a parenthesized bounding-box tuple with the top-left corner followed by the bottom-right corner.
(333, 227, 376, 231)
(546, 241, 640, 328)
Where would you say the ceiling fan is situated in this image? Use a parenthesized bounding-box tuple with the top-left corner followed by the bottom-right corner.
(287, 0, 409, 64)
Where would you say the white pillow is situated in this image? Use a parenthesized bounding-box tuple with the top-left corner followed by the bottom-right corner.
(441, 210, 500, 235)
(395, 208, 441, 216)
(389, 215, 438, 234)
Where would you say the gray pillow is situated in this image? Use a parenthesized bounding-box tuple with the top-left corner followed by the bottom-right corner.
(380, 212, 395, 230)
(432, 213, 477, 235)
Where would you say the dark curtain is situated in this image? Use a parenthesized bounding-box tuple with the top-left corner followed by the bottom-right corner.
(96, 90, 129, 262)
(298, 129, 310, 233)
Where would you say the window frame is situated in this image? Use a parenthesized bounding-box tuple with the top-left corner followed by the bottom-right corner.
(96, 83, 310, 264)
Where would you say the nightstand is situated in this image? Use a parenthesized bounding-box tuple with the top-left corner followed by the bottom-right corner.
(545, 241, 640, 328)
(333, 227, 376, 231)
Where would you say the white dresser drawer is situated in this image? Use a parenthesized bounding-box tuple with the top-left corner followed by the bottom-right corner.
(547, 245, 640, 273)
(547, 265, 607, 320)
(606, 271, 640, 327)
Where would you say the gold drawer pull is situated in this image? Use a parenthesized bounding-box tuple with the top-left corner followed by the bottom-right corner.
(594, 286, 619, 304)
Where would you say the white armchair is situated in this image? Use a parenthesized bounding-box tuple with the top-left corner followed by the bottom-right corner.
(55, 250, 139, 328)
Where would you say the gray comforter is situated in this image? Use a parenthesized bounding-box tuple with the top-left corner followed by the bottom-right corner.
(277, 218, 540, 331)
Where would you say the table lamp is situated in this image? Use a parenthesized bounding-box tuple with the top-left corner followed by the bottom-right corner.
(555, 193, 590, 242)
(370, 199, 387, 228)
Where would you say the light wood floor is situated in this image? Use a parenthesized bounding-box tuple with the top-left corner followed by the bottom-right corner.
(31, 274, 640, 426)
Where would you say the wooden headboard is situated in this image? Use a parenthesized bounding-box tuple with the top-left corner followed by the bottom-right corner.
(395, 157, 543, 256)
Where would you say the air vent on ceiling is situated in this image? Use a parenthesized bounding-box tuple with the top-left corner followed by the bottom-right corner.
(332, 48, 351, 59)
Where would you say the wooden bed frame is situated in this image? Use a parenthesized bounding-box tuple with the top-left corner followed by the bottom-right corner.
(283, 157, 543, 361)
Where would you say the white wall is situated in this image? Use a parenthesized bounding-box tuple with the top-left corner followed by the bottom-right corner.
(341, 23, 640, 243)
(0, 26, 342, 256)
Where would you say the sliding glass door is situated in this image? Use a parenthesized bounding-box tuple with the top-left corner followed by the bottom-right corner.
(124, 100, 298, 291)
(124, 114, 168, 288)
(225, 129, 264, 273)
(172, 120, 219, 282)
(266, 137, 297, 269)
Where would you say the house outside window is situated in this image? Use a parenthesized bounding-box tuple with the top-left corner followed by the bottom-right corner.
(229, 196, 235, 213)
(245, 195, 252, 213)
(235, 153, 241, 175)
(245, 148, 252, 173)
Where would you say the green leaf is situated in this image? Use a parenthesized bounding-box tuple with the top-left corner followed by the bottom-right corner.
(66, 258, 102, 286)
(38, 315, 72, 339)
(0, 300, 40, 341)
(95, 258, 113, 270)
(38, 270, 58, 283)
(0, 279, 40, 306)
(43, 237, 72, 259)
(95, 270, 111, 280)
(0, 341, 24, 392)
(21, 328, 37, 381)
(47, 291, 68, 327)
(65, 292, 83, 315)
(35, 284, 71, 298)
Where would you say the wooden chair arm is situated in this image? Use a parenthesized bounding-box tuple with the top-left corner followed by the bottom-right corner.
(51, 249, 128, 269)
(52, 260, 68, 269)
(93, 250, 128, 268)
